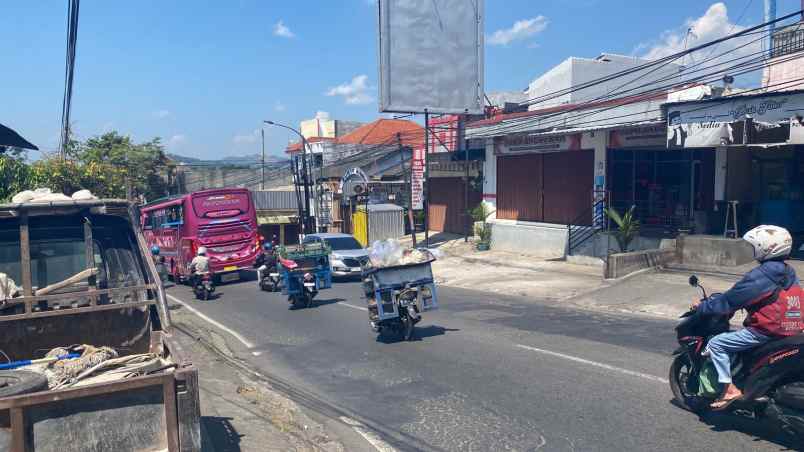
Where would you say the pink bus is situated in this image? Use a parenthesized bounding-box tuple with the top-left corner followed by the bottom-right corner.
(141, 188, 261, 283)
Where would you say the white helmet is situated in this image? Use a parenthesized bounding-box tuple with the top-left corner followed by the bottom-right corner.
(197, 246, 207, 256)
(743, 225, 792, 262)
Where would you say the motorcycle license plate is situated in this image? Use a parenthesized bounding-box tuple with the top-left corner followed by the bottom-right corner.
(304, 282, 316, 288)
(269, 273, 279, 277)
(221, 272, 240, 283)
(223, 266, 238, 272)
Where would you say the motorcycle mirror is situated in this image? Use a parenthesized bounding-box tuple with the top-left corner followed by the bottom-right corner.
(688, 275, 699, 288)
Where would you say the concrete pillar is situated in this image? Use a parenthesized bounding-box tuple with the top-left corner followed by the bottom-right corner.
(279, 224, 286, 245)
(715, 146, 728, 205)
(587, 131, 608, 227)
(482, 137, 498, 219)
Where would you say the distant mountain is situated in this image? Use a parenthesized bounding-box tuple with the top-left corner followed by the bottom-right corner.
(168, 152, 287, 165)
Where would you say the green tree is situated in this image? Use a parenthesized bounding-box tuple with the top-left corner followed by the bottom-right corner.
(605, 205, 640, 253)
(0, 151, 32, 202)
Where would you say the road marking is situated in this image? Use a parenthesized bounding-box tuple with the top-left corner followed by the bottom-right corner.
(340, 416, 397, 452)
(338, 302, 367, 311)
(514, 344, 669, 384)
(166, 294, 262, 356)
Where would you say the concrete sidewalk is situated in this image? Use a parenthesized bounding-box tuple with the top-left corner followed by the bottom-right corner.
(398, 231, 606, 303)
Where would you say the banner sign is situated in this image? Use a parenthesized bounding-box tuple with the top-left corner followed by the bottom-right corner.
(609, 123, 666, 148)
(411, 147, 425, 210)
(498, 132, 582, 154)
(666, 91, 804, 148)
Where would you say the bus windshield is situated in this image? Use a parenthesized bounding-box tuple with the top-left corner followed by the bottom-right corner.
(191, 192, 251, 219)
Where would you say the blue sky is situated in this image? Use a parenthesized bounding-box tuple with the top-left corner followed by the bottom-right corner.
(2, 0, 802, 159)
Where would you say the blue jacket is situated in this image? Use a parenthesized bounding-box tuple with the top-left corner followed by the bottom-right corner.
(698, 261, 798, 316)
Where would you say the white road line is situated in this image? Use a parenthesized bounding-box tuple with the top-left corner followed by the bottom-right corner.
(338, 302, 367, 311)
(340, 416, 398, 452)
(166, 294, 262, 356)
(514, 344, 669, 384)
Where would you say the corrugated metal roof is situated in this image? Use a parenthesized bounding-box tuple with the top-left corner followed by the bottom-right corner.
(252, 190, 298, 210)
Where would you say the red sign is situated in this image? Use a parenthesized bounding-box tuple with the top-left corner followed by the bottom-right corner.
(411, 147, 425, 209)
(428, 115, 461, 153)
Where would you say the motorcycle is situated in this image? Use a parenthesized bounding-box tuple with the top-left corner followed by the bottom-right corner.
(363, 258, 438, 342)
(368, 284, 423, 341)
(669, 275, 804, 437)
(288, 272, 317, 309)
(258, 265, 281, 292)
(192, 272, 215, 301)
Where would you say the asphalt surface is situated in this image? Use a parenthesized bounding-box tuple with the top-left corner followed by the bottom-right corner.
(167, 275, 801, 452)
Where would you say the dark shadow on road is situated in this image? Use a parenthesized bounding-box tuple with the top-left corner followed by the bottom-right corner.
(667, 400, 801, 450)
(288, 298, 345, 310)
(375, 325, 459, 344)
(202, 416, 242, 452)
(412, 325, 460, 341)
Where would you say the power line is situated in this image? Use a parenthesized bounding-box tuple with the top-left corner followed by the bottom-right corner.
(59, 0, 80, 158)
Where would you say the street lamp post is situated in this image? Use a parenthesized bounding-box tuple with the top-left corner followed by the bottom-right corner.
(264, 120, 314, 235)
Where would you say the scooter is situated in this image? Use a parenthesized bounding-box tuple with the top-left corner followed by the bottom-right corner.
(669, 275, 804, 437)
(192, 272, 215, 301)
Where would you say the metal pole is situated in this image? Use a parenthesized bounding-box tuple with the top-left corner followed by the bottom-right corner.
(463, 114, 469, 243)
(301, 136, 312, 234)
(261, 128, 265, 190)
(424, 110, 430, 248)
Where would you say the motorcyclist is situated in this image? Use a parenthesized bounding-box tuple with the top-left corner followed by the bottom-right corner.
(254, 242, 278, 288)
(189, 246, 210, 287)
(691, 225, 803, 410)
(151, 246, 168, 283)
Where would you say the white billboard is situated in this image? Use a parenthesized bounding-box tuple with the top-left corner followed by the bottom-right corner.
(378, 0, 484, 114)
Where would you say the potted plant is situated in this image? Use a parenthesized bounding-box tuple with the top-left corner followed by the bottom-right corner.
(604, 205, 640, 253)
(469, 202, 495, 251)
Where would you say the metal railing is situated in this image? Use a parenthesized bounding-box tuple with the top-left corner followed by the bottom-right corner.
(567, 196, 608, 256)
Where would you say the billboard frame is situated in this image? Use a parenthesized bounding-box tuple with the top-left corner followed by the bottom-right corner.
(377, 0, 485, 115)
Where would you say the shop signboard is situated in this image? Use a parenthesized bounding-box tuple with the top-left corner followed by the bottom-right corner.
(609, 123, 666, 148)
(666, 91, 804, 148)
(497, 132, 582, 155)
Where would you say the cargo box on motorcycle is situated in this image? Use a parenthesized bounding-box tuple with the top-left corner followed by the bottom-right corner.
(363, 259, 438, 321)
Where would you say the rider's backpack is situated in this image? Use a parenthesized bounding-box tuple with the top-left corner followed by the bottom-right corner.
(745, 272, 804, 337)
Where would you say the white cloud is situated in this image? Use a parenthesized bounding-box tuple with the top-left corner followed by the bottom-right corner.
(233, 129, 261, 145)
(325, 75, 374, 105)
(639, 3, 756, 63)
(488, 16, 548, 46)
(274, 101, 286, 112)
(152, 109, 171, 119)
(273, 20, 295, 39)
(168, 134, 186, 148)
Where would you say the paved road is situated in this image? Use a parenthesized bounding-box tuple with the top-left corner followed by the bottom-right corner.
(167, 276, 798, 451)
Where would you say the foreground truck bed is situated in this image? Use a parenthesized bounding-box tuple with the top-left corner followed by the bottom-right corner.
(0, 199, 201, 452)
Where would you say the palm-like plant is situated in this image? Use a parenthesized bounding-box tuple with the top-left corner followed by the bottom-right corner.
(604, 205, 639, 252)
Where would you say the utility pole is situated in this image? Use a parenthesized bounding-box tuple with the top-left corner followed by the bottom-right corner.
(399, 133, 416, 247)
(423, 110, 430, 248)
(463, 113, 469, 243)
(261, 128, 265, 190)
(264, 120, 314, 235)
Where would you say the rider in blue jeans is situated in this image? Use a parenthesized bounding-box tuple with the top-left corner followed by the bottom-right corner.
(692, 225, 798, 410)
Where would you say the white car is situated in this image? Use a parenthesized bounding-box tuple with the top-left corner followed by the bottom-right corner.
(302, 233, 369, 278)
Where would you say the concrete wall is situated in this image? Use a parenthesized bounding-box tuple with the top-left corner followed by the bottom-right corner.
(605, 248, 676, 279)
(526, 54, 682, 110)
(482, 138, 498, 218)
(677, 234, 754, 267)
(490, 220, 567, 257)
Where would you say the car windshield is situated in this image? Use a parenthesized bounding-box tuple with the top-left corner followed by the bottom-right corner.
(324, 237, 363, 251)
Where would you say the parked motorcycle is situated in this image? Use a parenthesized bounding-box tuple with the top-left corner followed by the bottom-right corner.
(192, 272, 215, 301)
(669, 275, 804, 437)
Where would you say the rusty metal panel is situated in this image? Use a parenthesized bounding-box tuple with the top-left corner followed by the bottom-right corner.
(496, 154, 543, 222)
(543, 150, 594, 225)
(428, 177, 482, 234)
